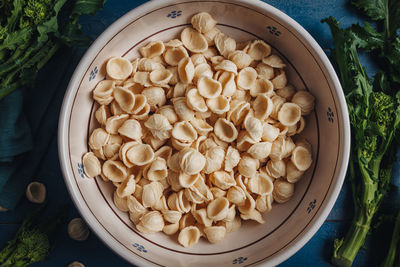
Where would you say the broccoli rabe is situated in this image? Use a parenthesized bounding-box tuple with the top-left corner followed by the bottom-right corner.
(0, 229, 50, 267)
(0, 0, 107, 99)
(21, 0, 52, 26)
(322, 10, 400, 266)
(0, 207, 63, 267)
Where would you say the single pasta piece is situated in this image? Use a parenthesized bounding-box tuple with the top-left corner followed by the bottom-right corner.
(191, 12, 217, 33)
(106, 57, 133, 80)
(181, 27, 208, 53)
(26, 182, 46, 204)
(178, 226, 201, 247)
(273, 178, 295, 203)
(139, 41, 165, 58)
(82, 152, 101, 178)
(68, 261, 85, 267)
(68, 218, 90, 241)
(204, 226, 226, 243)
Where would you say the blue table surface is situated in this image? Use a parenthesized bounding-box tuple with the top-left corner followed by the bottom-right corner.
(1, 0, 399, 266)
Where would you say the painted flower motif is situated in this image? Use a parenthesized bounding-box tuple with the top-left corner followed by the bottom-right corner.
(133, 243, 148, 253)
(77, 163, 85, 178)
(233, 256, 248, 264)
(307, 199, 317, 214)
(266, 25, 281, 36)
(89, 66, 98, 81)
(327, 107, 334, 123)
(167, 10, 182, 18)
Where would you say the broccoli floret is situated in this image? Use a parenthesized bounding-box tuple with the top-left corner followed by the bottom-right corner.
(18, 17, 30, 29)
(22, 0, 52, 26)
(370, 92, 395, 137)
(0, 24, 6, 41)
(0, 207, 64, 267)
(360, 135, 377, 163)
(0, 229, 50, 267)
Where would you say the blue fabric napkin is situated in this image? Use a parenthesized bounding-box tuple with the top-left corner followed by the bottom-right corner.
(0, 47, 80, 209)
(0, 89, 32, 163)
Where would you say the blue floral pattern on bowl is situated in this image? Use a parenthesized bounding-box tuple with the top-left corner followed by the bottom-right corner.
(327, 107, 334, 123)
(307, 199, 317, 214)
(89, 66, 98, 81)
(266, 25, 281, 36)
(167, 10, 182, 18)
(77, 163, 85, 178)
(133, 243, 147, 253)
(233, 256, 247, 264)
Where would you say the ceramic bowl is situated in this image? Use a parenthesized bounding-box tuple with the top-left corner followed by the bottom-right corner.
(58, 0, 350, 266)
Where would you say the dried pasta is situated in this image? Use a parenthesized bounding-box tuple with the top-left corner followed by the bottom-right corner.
(82, 12, 316, 247)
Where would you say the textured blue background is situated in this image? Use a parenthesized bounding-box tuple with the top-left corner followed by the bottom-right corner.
(0, 0, 399, 266)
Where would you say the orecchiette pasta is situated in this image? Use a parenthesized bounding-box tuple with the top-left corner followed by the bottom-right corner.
(164, 46, 188, 66)
(210, 171, 236, 190)
(95, 105, 110, 125)
(247, 172, 274, 196)
(178, 226, 201, 247)
(291, 146, 313, 171)
(139, 41, 165, 59)
(291, 90, 315, 115)
(191, 12, 217, 33)
(103, 160, 127, 182)
(142, 87, 166, 111)
(26, 182, 46, 204)
(247, 40, 271, 60)
(273, 178, 295, 203)
(179, 148, 206, 175)
(229, 50, 252, 69)
(181, 27, 208, 53)
(214, 33, 236, 58)
(68, 261, 85, 267)
(68, 218, 90, 241)
(116, 175, 136, 198)
(237, 67, 257, 90)
(106, 57, 133, 80)
(207, 197, 229, 221)
(197, 76, 222, 98)
(83, 11, 316, 248)
(118, 119, 142, 141)
(204, 226, 226, 243)
(136, 211, 165, 233)
(224, 146, 241, 172)
(82, 152, 101, 178)
(126, 143, 154, 166)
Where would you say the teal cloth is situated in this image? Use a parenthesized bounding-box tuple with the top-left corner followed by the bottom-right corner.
(0, 89, 32, 163)
(0, 47, 78, 209)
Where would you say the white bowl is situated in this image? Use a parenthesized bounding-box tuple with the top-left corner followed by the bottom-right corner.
(58, 0, 350, 266)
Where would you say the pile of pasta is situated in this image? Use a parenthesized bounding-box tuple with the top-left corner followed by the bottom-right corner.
(82, 12, 315, 247)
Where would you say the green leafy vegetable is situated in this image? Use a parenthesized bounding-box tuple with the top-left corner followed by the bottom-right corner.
(0, 207, 64, 267)
(0, 0, 106, 100)
(322, 0, 400, 265)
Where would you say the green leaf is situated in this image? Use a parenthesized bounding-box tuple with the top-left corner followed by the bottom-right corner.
(352, 0, 386, 21)
(71, 0, 106, 17)
(58, 20, 92, 46)
(6, 0, 24, 31)
(54, 0, 68, 14)
(349, 22, 384, 52)
(0, 28, 31, 51)
(373, 71, 391, 93)
(35, 0, 68, 44)
(388, 0, 400, 37)
(385, 36, 400, 84)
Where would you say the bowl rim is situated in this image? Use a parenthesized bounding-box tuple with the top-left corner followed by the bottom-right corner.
(58, 0, 350, 266)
